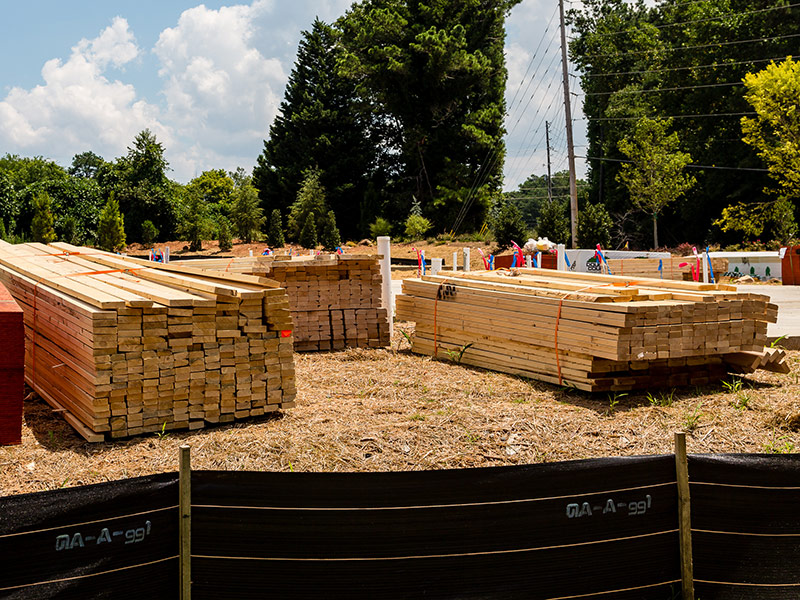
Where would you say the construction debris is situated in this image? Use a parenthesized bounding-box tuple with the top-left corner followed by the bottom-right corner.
(0, 241, 296, 441)
(396, 268, 781, 392)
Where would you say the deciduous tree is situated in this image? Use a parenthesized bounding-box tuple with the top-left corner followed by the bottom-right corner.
(617, 118, 695, 249)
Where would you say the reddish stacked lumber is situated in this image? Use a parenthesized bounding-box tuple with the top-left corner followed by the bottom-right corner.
(395, 268, 780, 392)
(0, 241, 296, 441)
(177, 254, 390, 351)
(0, 281, 24, 445)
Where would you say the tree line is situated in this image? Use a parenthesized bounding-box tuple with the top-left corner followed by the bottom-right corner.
(1, 0, 521, 250)
(559, 0, 799, 250)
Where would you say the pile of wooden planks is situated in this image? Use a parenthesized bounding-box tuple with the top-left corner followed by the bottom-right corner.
(178, 254, 390, 352)
(396, 268, 781, 392)
(596, 257, 728, 280)
(0, 241, 296, 441)
(0, 281, 24, 445)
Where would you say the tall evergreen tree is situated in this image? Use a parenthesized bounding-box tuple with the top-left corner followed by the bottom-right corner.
(254, 18, 380, 240)
(338, 0, 520, 232)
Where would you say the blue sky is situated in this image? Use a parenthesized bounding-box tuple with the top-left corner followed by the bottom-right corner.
(0, 0, 586, 188)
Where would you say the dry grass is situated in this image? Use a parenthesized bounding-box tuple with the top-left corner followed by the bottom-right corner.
(2, 322, 799, 497)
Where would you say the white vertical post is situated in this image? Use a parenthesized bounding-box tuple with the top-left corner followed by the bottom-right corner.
(702, 255, 709, 283)
(463, 248, 471, 272)
(526, 255, 532, 268)
(557, 244, 567, 271)
(249, 249, 253, 257)
(377, 236, 393, 337)
(452, 251, 459, 272)
(431, 257, 443, 275)
(164, 247, 170, 263)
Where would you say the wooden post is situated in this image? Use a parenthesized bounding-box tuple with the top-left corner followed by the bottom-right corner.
(674, 432, 694, 600)
(179, 445, 192, 600)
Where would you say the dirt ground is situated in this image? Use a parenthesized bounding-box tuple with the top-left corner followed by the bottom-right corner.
(2, 318, 798, 497)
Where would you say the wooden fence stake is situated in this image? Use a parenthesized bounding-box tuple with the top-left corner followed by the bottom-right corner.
(179, 445, 192, 600)
(675, 432, 695, 600)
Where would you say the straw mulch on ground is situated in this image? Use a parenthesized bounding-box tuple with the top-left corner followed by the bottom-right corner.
(1, 322, 798, 497)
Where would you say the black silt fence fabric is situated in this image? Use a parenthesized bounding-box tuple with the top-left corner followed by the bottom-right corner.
(191, 455, 680, 599)
(0, 473, 178, 600)
(690, 454, 800, 599)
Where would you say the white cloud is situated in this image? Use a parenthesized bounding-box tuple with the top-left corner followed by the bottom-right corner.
(154, 1, 288, 180)
(0, 17, 169, 164)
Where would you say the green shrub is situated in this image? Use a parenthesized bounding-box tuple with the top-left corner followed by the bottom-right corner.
(141, 220, 159, 246)
(218, 217, 233, 252)
(405, 214, 432, 240)
(577, 202, 612, 248)
(491, 201, 528, 250)
(370, 217, 392, 238)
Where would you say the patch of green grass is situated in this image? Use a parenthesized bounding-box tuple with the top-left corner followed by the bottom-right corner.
(684, 404, 702, 432)
(606, 391, 628, 414)
(409, 413, 426, 421)
(443, 342, 473, 364)
(646, 389, 675, 407)
(764, 430, 796, 454)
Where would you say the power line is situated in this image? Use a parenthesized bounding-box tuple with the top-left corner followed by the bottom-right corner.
(578, 111, 756, 121)
(583, 55, 787, 78)
(583, 81, 744, 97)
(573, 2, 800, 40)
(577, 155, 769, 172)
(581, 32, 800, 60)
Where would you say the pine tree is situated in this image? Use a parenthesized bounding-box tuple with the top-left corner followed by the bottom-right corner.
(31, 191, 57, 243)
(253, 19, 379, 240)
(299, 212, 318, 249)
(267, 209, 285, 247)
(338, 1, 519, 231)
(97, 195, 126, 252)
(319, 210, 341, 250)
(287, 169, 328, 242)
(230, 183, 265, 244)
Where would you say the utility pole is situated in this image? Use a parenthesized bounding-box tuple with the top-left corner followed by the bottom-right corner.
(545, 121, 553, 203)
(559, 0, 579, 248)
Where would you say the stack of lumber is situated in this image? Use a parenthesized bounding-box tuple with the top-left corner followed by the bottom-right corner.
(0, 281, 24, 445)
(177, 254, 390, 352)
(396, 268, 781, 392)
(0, 241, 296, 441)
(599, 257, 728, 280)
